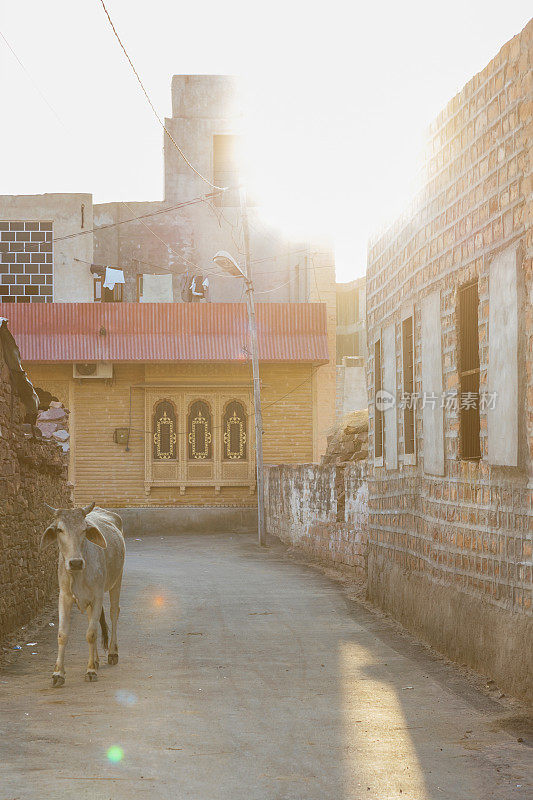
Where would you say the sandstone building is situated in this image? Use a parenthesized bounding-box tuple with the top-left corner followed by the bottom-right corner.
(366, 21, 532, 701)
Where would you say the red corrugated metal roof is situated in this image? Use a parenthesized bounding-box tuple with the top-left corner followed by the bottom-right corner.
(0, 302, 329, 363)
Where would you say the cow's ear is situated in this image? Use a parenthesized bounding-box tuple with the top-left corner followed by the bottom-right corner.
(85, 525, 107, 549)
(40, 525, 57, 551)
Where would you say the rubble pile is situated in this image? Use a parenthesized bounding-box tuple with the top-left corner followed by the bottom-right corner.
(35, 402, 70, 454)
(322, 409, 368, 466)
(22, 390, 70, 458)
(322, 409, 368, 523)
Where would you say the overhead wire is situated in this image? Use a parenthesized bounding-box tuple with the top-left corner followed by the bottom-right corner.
(98, 0, 224, 192)
(52, 191, 223, 243)
(0, 29, 65, 129)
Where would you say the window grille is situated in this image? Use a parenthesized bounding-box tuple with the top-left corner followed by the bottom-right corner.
(374, 338, 383, 459)
(188, 400, 213, 460)
(458, 280, 481, 460)
(153, 401, 177, 460)
(223, 401, 247, 460)
(402, 316, 415, 455)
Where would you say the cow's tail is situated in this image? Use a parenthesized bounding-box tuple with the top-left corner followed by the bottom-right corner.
(99, 608, 109, 651)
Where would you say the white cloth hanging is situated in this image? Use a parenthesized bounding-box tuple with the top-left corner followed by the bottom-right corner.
(103, 267, 125, 290)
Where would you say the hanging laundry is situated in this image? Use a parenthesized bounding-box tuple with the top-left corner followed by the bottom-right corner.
(103, 267, 125, 290)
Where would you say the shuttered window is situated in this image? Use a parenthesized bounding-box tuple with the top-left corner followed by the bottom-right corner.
(458, 281, 481, 460)
(374, 339, 383, 459)
(402, 316, 415, 455)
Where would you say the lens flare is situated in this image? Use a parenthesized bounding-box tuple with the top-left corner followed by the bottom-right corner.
(115, 689, 137, 707)
(153, 595, 165, 609)
(106, 745, 124, 764)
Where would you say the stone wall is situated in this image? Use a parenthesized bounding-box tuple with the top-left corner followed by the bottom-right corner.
(366, 21, 532, 703)
(265, 462, 368, 575)
(0, 339, 70, 638)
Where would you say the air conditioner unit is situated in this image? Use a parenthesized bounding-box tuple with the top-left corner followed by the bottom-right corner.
(73, 362, 113, 379)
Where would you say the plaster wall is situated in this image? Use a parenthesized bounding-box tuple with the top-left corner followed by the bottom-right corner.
(488, 245, 519, 466)
(421, 291, 445, 476)
(93, 75, 314, 305)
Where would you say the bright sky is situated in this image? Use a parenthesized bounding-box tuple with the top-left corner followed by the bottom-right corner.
(0, 1, 530, 281)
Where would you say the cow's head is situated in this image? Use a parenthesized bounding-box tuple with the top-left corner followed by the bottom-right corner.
(40, 503, 107, 572)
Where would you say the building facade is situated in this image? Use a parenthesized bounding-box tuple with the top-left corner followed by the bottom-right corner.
(0, 75, 337, 470)
(3, 302, 329, 509)
(336, 277, 367, 418)
(366, 21, 532, 701)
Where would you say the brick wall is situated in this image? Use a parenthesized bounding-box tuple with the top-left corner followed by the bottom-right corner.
(26, 362, 318, 508)
(0, 344, 70, 638)
(265, 462, 368, 576)
(366, 21, 532, 702)
(0, 221, 53, 303)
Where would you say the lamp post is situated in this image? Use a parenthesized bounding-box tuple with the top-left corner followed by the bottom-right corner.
(213, 191, 266, 547)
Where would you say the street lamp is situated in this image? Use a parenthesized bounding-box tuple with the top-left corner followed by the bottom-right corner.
(213, 191, 266, 547)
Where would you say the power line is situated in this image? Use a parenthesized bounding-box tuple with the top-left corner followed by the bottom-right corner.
(98, 0, 224, 192)
(0, 29, 65, 128)
(52, 192, 222, 243)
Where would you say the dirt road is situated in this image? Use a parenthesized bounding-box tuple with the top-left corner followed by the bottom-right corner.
(1, 533, 531, 799)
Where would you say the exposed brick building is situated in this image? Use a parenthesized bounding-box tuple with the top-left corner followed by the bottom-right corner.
(1, 302, 330, 516)
(366, 21, 532, 702)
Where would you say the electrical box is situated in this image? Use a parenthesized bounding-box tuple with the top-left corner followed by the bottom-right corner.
(113, 428, 130, 445)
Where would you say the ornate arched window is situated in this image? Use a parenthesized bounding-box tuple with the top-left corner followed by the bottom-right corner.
(187, 400, 212, 460)
(153, 400, 177, 460)
(223, 401, 247, 460)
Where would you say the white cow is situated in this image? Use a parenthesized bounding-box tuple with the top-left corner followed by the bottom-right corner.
(40, 503, 125, 687)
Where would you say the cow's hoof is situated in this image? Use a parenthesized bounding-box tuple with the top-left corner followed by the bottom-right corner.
(85, 670, 98, 682)
(108, 653, 119, 665)
(52, 674, 65, 688)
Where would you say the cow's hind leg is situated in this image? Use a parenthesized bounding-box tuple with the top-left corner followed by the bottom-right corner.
(108, 572, 122, 665)
(85, 600, 103, 682)
(52, 591, 73, 687)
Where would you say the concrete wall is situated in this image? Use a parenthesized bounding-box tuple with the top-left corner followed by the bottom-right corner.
(366, 21, 532, 703)
(93, 76, 315, 306)
(0, 194, 94, 302)
(336, 363, 367, 419)
(265, 462, 368, 575)
(0, 339, 71, 637)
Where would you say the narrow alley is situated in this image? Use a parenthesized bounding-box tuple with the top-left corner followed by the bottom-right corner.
(1, 533, 531, 800)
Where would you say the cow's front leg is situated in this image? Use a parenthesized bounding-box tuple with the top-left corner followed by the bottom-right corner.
(52, 591, 73, 687)
(85, 600, 103, 682)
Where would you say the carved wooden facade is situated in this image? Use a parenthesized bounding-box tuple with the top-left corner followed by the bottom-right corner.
(144, 386, 254, 495)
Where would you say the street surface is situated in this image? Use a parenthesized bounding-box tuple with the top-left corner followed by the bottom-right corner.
(1, 533, 531, 799)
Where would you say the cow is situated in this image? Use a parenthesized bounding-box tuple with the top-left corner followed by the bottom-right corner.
(40, 503, 125, 687)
